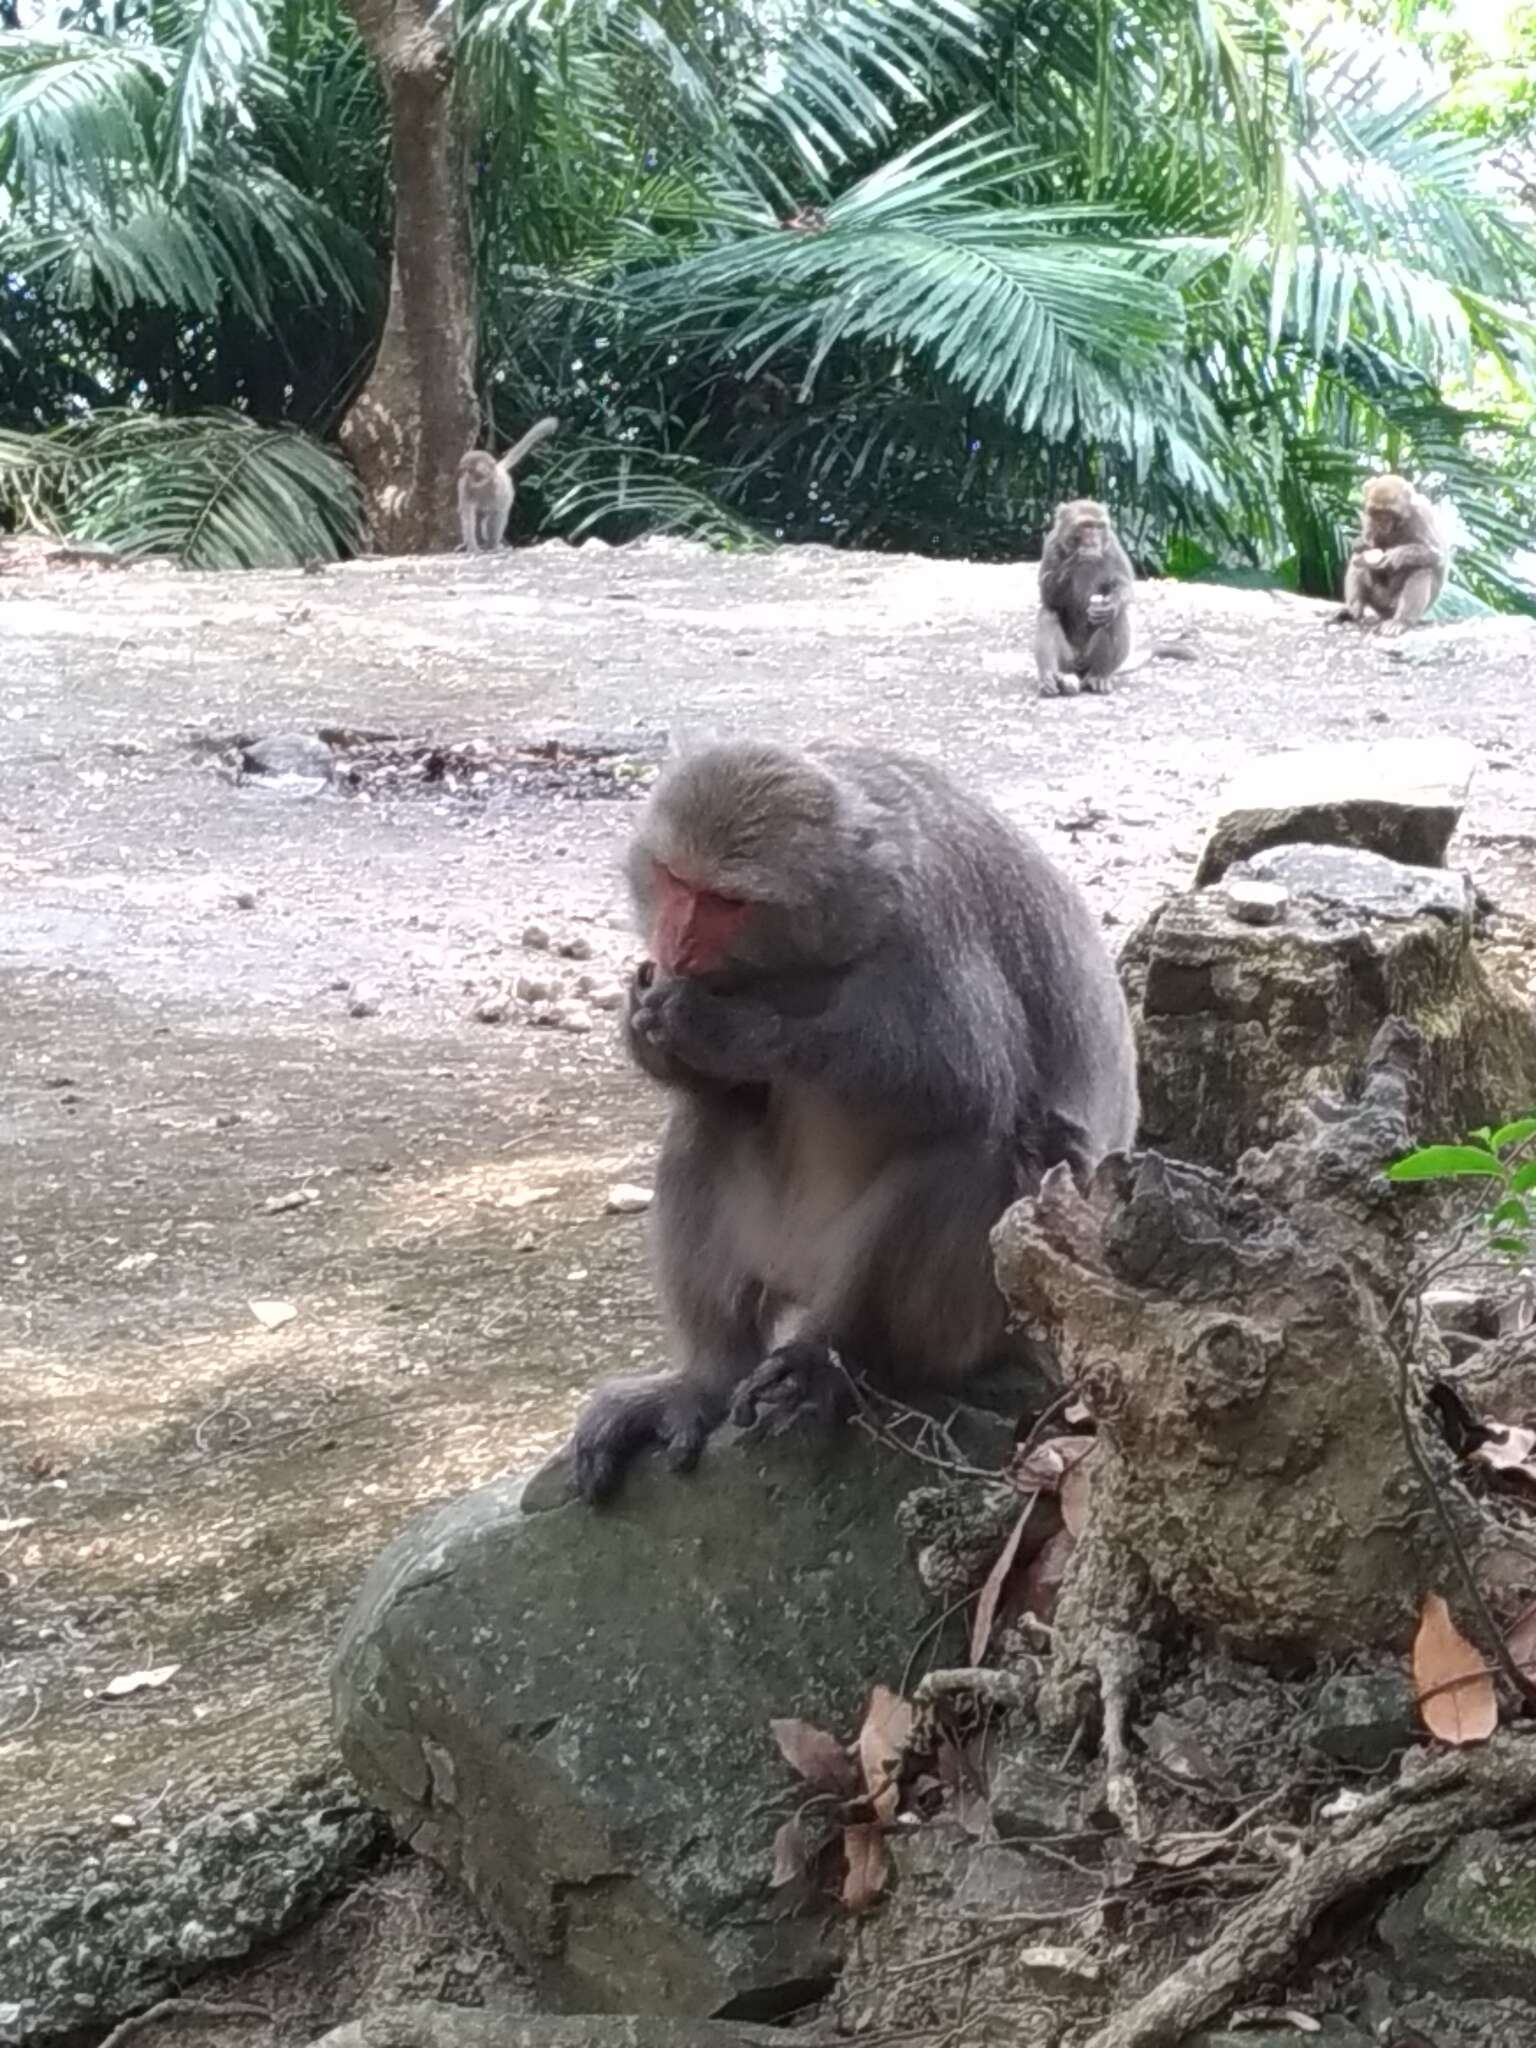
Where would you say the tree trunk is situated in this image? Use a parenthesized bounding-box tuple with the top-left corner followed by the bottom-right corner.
(339, 0, 478, 554)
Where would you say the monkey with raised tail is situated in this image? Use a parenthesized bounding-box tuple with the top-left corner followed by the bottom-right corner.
(456, 416, 560, 553)
(1333, 474, 1447, 637)
(566, 740, 1139, 1504)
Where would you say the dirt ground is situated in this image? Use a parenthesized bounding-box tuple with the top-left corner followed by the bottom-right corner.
(2, 536, 1535, 1897)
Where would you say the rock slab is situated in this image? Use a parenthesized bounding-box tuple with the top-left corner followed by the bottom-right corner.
(1121, 840, 1536, 1168)
(1193, 737, 1480, 885)
(331, 1426, 965, 2020)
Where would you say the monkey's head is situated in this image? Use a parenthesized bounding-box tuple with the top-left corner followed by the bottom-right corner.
(458, 451, 497, 484)
(628, 742, 888, 979)
(1049, 499, 1114, 558)
(1362, 474, 1414, 537)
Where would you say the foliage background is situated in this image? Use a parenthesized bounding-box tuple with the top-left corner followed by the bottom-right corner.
(1, 0, 1533, 600)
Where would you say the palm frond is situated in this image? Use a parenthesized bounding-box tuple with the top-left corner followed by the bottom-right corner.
(0, 31, 169, 196)
(167, 0, 271, 189)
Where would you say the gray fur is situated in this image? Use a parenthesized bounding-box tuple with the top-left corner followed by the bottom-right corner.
(1035, 499, 1136, 696)
(570, 740, 1138, 1503)
(1336, 475, 1446, 637)
(456, 416, 560, 552)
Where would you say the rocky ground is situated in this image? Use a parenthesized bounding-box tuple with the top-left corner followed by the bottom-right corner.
(2, 535, 1535, 2035)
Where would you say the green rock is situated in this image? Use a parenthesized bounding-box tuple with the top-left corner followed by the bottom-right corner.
(332, 1421, 969, 2018)
(1380, 1830, 1536, 1997)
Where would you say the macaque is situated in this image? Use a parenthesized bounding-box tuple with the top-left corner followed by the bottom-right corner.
(456, 416, 560, 553)
(1035, 499, 1136, 696)
(1335, 475, 1447, 637)
(568, 740, 1139, 1503)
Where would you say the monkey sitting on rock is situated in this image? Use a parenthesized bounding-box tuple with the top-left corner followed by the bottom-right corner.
(1333, 474, 1447, 637)
(456, 416, 560, 553)
(566, 739, 1139, 1504)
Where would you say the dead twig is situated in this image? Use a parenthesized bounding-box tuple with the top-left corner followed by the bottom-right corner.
(96, 2001, 270, 2048)
(1084, 1738, 1536, 2048)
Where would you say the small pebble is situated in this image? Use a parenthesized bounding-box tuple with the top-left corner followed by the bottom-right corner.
(474, 995, 511, 1025)
(551, 1001, 594, 1035)
(588, 985, 625, 1013)
(559, 935, 594, 961)
(605, 1184, 654, 1216)
(349, 994, 381, 1019)
(233, 890, 258, 912)
(515, 974, 557, 1003)
(522, 923, 552, 951)
(1225, 880, 1289, 927)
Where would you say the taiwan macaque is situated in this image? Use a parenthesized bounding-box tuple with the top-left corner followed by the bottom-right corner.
(1035, 499, 1137, 696)
(456, 416, 560, 553)
(567, 740, 1139, 1503)
(1334, 474, 1447, 637)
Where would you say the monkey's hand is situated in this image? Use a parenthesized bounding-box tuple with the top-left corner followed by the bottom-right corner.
(1085, 591, 1120, 626)
(631, 973, 786, 1085)
(731, 1341, 855, 1439)
(623, 961, 708, 1088)
(1358, 546, 1386, 568)
(572, 1371, 727, 1503)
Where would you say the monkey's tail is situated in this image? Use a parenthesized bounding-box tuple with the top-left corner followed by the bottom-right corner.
(497, 415, 561, 475)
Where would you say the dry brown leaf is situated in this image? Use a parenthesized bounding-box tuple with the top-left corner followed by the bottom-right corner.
(1412, 1592, 1498, 1746)
(1505, 1595, 1536, 1674)
(841, 1822, 889, 1914)
(1013, 1434, 1097, 1493)
(770, 1717, 857, 1797)
(770, 1817, 808, 1888)
(969, 1497, 1035, 1664)
(857, 1684, 913, 1822)
(1059, 1451, 1095, 1538)
(1020, 1526, 1074, 1624)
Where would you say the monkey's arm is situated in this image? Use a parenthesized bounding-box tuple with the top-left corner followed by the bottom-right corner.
(1378, 541, 1444, 575)
(632, 959, 1012, 1135)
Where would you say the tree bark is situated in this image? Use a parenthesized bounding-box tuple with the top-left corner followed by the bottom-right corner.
(339, 0, 478, 553)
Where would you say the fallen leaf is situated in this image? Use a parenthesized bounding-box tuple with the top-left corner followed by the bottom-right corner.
(103, 1664, 180, 1698)
(841, 1822, 889, 1914)
(1059, 1453, 1095, 1538)
(1412, 1592, 1498, 1745)
(1143, 1711, 1227, 1790)
(1013, 1434, 1097, 1493)
(770, 1817, 807, 1887)
(248, 1299, 297, 1330)
(770, 1717, 857, 1798)
(1504, 1595, 1536, 1674)
(857, 1684, 913, 1821)
(496, 1186, 557, 1211)
(969, 1497, 1036, 1664)
(1021, 1527, 1075, 1623)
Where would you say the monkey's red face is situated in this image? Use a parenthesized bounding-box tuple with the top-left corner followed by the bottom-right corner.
(651, 863, 752, 975)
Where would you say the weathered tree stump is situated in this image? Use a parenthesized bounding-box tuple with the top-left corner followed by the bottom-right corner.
(992, 1023, 1464, 1736)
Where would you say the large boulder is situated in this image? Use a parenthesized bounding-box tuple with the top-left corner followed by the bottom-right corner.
(1192, 736, 1480, 886)
(1122, 841, 1536, 1169)
(331, 1421, 979, 2021)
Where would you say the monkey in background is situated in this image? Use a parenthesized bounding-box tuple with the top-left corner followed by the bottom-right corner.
(566, 740, 1139, 1504)
(1035, 498, 1137, 696)
(456, 416, 560, 553)
(1334, 474, 1447, 637)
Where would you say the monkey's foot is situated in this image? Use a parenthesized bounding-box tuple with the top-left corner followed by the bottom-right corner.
(730, 1341, 854, 1439)
(571, 1374, 726, 1504)
(1082, 673, 1114, 696)
(1044, 672, 1081, 698)
(1377, 618, 1406, 639)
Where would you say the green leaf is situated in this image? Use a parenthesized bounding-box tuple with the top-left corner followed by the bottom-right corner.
(1491, 1199, 1531, 1230)
(1512, 1162, 1536, 1197)
(1491, 1118, 1536, 1153)
(1385, 1146, 1506, 1182)
(1491, 1237, 1530, 1258)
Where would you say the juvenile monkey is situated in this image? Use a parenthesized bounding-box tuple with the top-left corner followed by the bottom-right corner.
(1035, 499, 1136, 696)
(456, 416, 560, 553)
(567, 740, 1139, 1504)
(1334, 474, 1446, 637)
